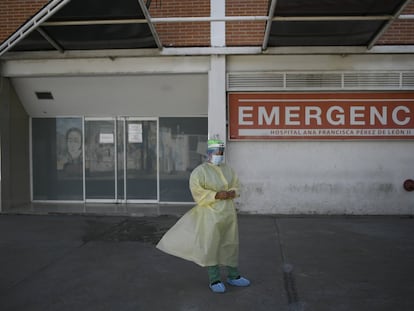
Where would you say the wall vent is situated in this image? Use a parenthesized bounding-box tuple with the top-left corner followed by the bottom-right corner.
(285, 73, 342, 89)
(227, 71, 414, 91)
(402, 72, 414, 88)
(343, 72, 400, 89)
(227, 72, 284, 91)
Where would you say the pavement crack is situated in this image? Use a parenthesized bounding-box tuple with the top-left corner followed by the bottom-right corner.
(274, 218, 305, 311)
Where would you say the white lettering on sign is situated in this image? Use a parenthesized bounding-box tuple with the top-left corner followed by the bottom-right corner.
(350, 106, 365, 125)
(326, 106, 345, 125)
(229, 93, 414, 140)
(238, 105, 412, 127)
(392, 106, 410, 125)
(305, 106, 322, 125)
(285, 106, 300, 125)
(370, 106, 387, 125)
(258, 106, 280, 125)
(239, 106, 253, 125)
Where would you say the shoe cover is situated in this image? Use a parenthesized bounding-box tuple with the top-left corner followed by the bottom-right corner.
(227, 276, 251, 287)
(209, 282, 226, 293)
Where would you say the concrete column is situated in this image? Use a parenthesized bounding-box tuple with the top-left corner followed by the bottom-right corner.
(0, 76, 10, 211)
(209, 0, 226, 141)
(208, 55, 226, 142)
(210, 0, 225, 47)
(0, 77, 30, 210)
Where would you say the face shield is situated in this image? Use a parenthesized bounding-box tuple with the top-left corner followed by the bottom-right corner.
(207, 139, 225, 165)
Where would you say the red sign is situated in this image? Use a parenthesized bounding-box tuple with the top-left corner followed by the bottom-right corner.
(228, 92, 414, 140)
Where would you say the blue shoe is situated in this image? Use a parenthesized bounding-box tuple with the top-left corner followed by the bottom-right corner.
(227, 276, 250, 287)
(209, 282, 226, 293)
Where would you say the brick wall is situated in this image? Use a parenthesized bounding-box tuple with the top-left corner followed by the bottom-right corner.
(147, 0, 269, 47)
(225, 0, 268, 46)
(148, 0, 414, 47)
(401, 0, 414, 13)
(0, 0, 49, 42)
(377, 1, 414, 45)
(148, 0, 210, 47)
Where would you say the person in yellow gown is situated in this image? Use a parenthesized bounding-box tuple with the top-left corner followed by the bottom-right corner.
(156, 138, 250, 293)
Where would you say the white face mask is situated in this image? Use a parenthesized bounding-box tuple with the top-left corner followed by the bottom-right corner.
(211, 155, 224, 165)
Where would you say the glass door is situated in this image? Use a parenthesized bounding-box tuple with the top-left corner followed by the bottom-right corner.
(83, 117, 157, 202)
(123, 118, 158, 202)
(84, 118, 116, 201)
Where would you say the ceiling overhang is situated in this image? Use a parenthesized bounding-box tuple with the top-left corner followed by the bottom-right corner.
(0, 0, 413, 58)
(263, 0, 413, 50)
(0, 0, 161, 57)
(0, 0, 70, 56)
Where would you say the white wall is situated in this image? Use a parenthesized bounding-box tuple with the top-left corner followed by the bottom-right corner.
(11, 74, 208, 117)
(4, 53, 414, 214)
(227, 54, 414, 214)
(228, 141, 414, 214)
(227, 54, 414, 71)
(3, 55, 211, 117)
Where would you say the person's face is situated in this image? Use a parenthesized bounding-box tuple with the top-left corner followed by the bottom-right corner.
(208, 147, 225, 164)
(212, 147, 224, 156)
(208, 147, 224, 162)
(208, 147, 224, 158)
(67, 130, 82, 158)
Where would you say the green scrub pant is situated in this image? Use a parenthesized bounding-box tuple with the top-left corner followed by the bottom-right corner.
(208, 266, 240, 284)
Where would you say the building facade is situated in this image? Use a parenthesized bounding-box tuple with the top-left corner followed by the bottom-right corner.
(1, 0, 414, 214)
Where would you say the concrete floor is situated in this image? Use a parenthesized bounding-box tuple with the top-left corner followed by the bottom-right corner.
(0, 209, 413, 311)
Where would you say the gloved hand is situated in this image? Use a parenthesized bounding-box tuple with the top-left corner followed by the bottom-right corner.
(215, 190, 236, 200)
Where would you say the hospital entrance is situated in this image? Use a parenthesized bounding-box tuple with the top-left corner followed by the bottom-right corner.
(32, 117, 207, 204)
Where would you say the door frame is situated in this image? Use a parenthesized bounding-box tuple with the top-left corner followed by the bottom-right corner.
(84, 117, 117, 203)
(121, 117, 159, 204)
(84, 117, 159, 204)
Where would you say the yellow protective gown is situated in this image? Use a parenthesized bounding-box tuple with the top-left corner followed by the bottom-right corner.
(156, 162, 240, 267)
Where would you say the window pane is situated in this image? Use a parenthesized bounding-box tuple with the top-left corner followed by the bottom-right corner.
(159, 117, 207, 202)
(32, 118, 83, 200)
(126, 120, 158, 200)
(85, 119, 115, 200)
